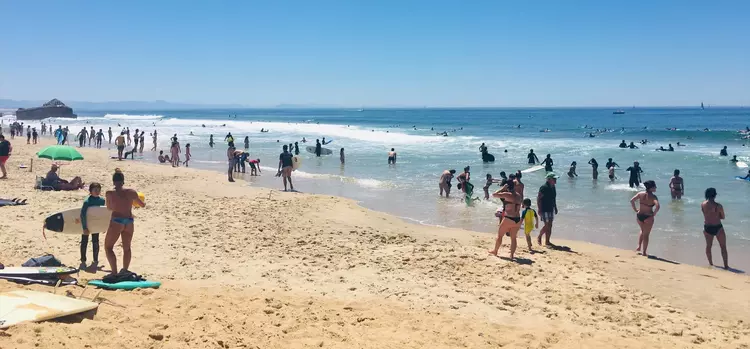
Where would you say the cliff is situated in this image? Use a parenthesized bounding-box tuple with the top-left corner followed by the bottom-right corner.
(15, 98, 77, 120)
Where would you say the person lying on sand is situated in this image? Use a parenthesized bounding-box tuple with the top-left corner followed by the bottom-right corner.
(44, 164, 84, 191)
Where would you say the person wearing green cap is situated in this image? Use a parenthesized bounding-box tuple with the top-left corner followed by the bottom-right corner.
(537, 172, 558, 246)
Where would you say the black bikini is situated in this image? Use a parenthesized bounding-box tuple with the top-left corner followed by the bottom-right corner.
(637, 201, 655, 222)
(704, 224, 723, 236)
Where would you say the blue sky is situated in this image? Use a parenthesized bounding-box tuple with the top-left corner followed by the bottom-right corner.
(1, 0, 748, 107)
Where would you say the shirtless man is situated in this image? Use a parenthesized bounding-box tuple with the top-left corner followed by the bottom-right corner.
(104, 171, 144, 276)
(669, 169, 684, 199)
(701, 188, 728, 269)
(115, 132, 126, 160)
(439, 169, 456, 197)
(278, 145, 295, 191)
(388, 148, 397, 165)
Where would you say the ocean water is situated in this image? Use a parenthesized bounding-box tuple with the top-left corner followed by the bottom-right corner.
(10, 107, 750, 270)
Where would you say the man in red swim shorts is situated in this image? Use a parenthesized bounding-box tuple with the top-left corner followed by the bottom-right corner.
(0, 135, 11, 179)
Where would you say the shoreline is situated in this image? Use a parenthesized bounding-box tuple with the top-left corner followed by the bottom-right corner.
(1, 138, 749, 348)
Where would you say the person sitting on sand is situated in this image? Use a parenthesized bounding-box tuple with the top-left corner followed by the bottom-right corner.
(158, 151, 170, 163)
(44, 164, 84, 190)
(701, 188, 729, 269)
(104, 170, 144, 277)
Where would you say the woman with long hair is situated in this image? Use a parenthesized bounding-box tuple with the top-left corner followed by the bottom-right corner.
(489, 179, 523, 260)
(701, 188, 729, 269)
(630, 180, 660, 256)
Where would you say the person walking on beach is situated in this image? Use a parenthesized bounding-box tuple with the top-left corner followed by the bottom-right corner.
(701, 188, 729, 269)
(133, 128, 140, 152)
(126, 128, 131, 146)
(537, 173, 558, 246)
(150, 131, 157, 151)
(80, 182, 105, 269)
(630, 180, 660, 256)
(139, 131, 145, 153)
(278, 144, 295, 191)
(32, 128, 38, 144)
(104, 170, 144, 276)
(0, 135, 11, 179)
(439, 169, 455, 197)
(227, 143, 236, 182)
(626, 161, 643, 188)
(77, 127, 88, 147)
(170, 139, 180, 167)
(669, 169, 684, 199)
(183, 144, 191, 167)
(521, 198, 539, 252)
(115, 132, 126, 160)
(588, 158, 599, 179)
(88, 126, 95, 146)
(489, 179, 523, 260)
(388, 148, 397, 164)
(541, 154, 554, 172)
(96, 129, 103, 148)
(527, 149, 540, 164)
(108, 127, 112, 144)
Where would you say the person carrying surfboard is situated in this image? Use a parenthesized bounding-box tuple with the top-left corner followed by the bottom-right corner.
(80, 183, 105, 269)
(104, 170, 145, 277)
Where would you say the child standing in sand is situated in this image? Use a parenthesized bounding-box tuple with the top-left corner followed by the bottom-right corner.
(521, 198, 538, 252)
(183, 144, 191, 167)
(80, 183, 105, 268)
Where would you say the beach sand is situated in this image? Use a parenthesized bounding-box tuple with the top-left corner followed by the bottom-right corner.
(0, 138, 748, 349)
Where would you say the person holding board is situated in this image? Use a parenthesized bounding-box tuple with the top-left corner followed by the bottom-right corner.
(80, 183, 105, 269)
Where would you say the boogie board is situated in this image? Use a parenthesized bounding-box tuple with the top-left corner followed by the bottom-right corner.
(44, 206, 111, 235)
(0, 267, 78, 278)
(735, 176, 750, 182)
(88, 280, 161, 290)
(0, 290, 98, 329)
(292, 155, 302, 170)
(736, 161, 749, 168)
(521, 165, 545, 174)
(306, 146, 333, 155)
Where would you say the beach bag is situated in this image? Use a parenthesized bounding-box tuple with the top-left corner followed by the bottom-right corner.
(22, 254, 63, 267)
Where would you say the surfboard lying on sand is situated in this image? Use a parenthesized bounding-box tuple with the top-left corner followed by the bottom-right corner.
(292, 155, 302, 170)
(0, 267, 78, 278)
(0, 290, 98, 329)
(88, 280, 161, 290)
(306, 146, 333, 155)
(521, 165, 545, 174)
(0, 275, 78, 286)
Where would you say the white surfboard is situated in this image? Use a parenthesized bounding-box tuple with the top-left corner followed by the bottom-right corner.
(0, 267, 78, 277)
(292, 155, 302, 170)
(521, 165, 545, 174)
(305, 146, 333, 155)
(736, 161, 748, 168)
(0, 290, 99, 329)
(44, 206, 111, 235)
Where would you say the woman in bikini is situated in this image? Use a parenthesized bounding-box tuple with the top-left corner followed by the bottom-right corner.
(701, 188, 729, 269)
(630, 180, 660, 256)
(489, 179, 523, 260)
(104, 170, 145, 276)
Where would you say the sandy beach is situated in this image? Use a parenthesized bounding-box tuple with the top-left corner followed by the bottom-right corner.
(0, 138, 749, 349)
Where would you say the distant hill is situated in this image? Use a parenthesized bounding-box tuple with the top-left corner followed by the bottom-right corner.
(0, 99, 245, 110)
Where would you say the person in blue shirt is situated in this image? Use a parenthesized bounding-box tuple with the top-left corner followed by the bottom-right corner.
(81, 183, 105, 268)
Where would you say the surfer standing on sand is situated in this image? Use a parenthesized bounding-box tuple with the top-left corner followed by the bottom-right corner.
(104, 170, 144, 276)
(701, 188, 729, 269)
(278, 145, 295, 192)
(527, 149, 539, 164)
(439, 169, 455, 197)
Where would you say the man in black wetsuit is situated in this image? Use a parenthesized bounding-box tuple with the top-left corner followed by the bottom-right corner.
(720, 146, 728, 156)
(626, 161, 643, 188)
(541, 154, 554, 172)
(619, 140, 627, 148)
(527, 149, 539, 164)
(315, 139, 322, 157)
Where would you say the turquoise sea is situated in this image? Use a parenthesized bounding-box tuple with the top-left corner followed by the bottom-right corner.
(26, 107, 750, 270)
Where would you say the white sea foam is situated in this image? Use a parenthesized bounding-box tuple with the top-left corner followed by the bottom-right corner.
(104, 114, 164, 120)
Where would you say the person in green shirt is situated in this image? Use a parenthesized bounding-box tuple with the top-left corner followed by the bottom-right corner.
(81, 183, 105, 268)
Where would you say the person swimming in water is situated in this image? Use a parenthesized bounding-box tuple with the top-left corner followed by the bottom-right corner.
(669, 169, 684, 199)
(527, 149, 539, 164)
(668, 144, 674, 151)
(701, 188, 729, 269)
(628, 142, 639, 149)
(730, 155, 738, 163)
(720, 146, 728, 156)
(630, 180, 659, 256)
(541, 154, 554, 172)
(619, 140, 627, 148)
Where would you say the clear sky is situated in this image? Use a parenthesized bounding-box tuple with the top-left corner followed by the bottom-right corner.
(1, 0, 748, 107)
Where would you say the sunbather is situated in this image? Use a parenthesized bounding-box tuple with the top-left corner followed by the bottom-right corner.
(44, 164, 84, 190)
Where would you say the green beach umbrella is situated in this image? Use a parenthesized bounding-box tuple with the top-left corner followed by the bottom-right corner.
(36, 145, 84, 161)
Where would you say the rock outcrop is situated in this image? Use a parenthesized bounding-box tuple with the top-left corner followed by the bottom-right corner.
(16, 99, 77, 120)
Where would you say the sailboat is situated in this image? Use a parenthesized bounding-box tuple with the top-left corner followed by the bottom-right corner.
(701, 102, 705, 110)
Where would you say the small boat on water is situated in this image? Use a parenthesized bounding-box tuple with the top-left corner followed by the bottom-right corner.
(613, 110, 625, 115)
